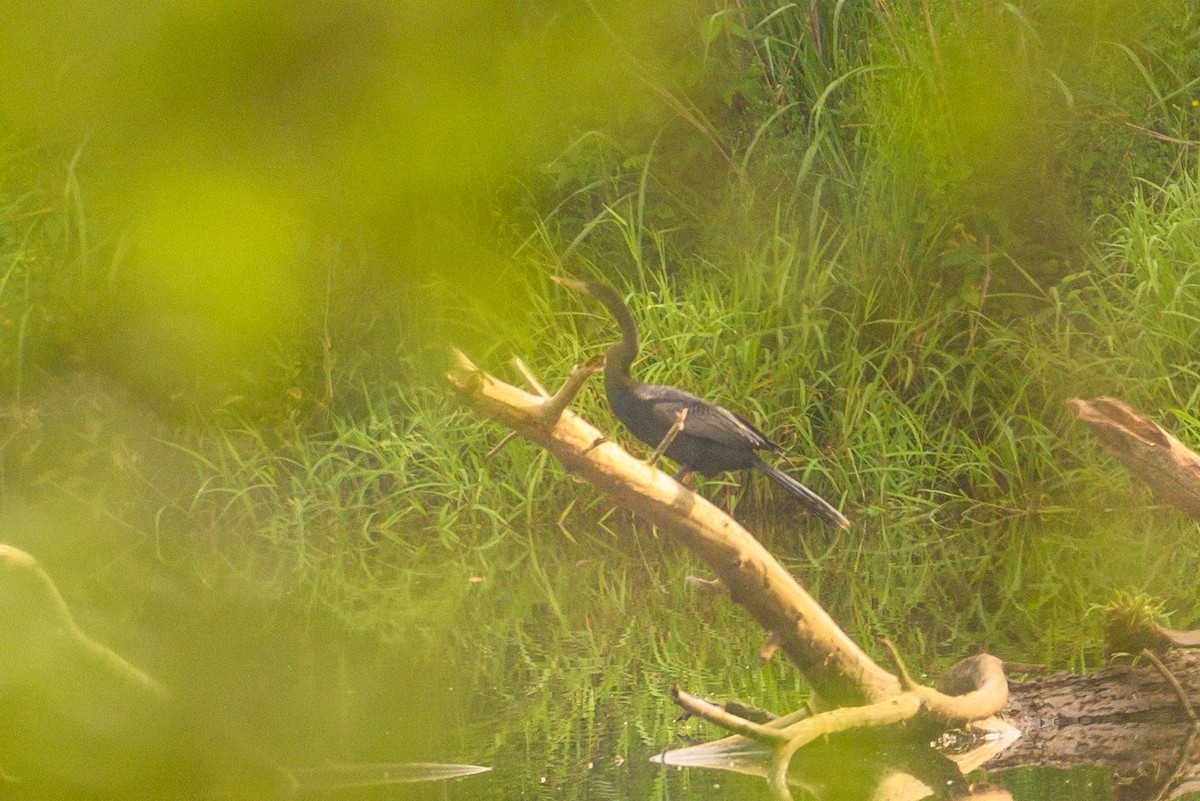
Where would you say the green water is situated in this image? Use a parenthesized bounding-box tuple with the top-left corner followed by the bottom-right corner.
(0, 488, 1154, 801)
(0, 393, 1186, 801)
(4, 368, 1194, 801)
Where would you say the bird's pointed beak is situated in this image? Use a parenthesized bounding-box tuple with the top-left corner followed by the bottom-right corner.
(551, 275, 589, 293)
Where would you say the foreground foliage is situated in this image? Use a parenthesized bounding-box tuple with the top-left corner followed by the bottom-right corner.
(3, 0, 1200, 790)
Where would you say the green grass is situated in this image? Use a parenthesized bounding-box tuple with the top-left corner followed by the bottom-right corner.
(4, 2, 1200, 796)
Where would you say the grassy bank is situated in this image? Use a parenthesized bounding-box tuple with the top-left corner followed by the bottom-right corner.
(4, 0, 1200, 791)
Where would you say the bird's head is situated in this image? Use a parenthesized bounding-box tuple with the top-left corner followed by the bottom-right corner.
(550, 274, 596, 296)
(551, 275, 640, 369)
(551, 275, 627, 314)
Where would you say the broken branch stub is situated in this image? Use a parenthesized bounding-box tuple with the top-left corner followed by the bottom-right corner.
(881, 640, 1009, 727)
(1067, 396, 1200, 519)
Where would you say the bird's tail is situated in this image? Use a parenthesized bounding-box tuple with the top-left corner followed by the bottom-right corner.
(751, 456, 850, 530)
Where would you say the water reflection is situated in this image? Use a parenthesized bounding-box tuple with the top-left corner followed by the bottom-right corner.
(658, 723, 1014, 801)
(650, 711, 1200, 801)
(6, 528, 1199, 801)
(6, 523, 1200, 801)
(0, 543, 491, 800)
(653, 743, 1108, 801)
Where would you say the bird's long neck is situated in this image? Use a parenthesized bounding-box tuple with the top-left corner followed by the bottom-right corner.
(605, 337, 637, 392)
(592, 286, 640, 389)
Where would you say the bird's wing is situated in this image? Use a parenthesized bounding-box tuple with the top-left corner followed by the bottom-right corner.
(636, 385, 779, 451)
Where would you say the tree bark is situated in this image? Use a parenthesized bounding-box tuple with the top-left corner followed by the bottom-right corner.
(989, 650, 1200, 800)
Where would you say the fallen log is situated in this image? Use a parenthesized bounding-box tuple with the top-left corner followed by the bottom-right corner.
(447, 349, 1007, 800)
(661, 642, 1200, 800)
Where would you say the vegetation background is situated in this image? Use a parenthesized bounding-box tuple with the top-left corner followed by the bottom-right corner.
(2, 0, 1200, 797)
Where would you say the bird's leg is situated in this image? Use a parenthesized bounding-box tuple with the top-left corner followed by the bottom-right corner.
(673, 467, 694, 486)
(647, 408, 688, 469)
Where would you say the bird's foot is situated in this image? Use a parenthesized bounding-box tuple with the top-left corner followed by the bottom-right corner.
(673, 467, 695, 487)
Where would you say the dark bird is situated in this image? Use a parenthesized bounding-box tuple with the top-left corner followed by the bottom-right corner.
(554, 277, 850, 529)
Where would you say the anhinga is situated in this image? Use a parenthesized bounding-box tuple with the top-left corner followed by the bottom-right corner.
(555, 277, 850, 530)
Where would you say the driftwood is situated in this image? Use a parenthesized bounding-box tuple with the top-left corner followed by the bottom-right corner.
(1068, 396, 1200, 519)
(447, 350, 1008, 800)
